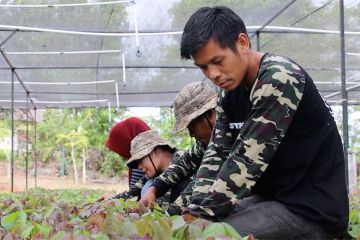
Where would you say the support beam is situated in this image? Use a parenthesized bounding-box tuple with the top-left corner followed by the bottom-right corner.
(0, 30, 17, 47)
(34, 108, 37, 188)
(26, 92, 29, 189)
(0, 48, 36, 108)
(10, 69, 14, 192)
(339, 0, 349, 190)
(250, 0, 297, 39)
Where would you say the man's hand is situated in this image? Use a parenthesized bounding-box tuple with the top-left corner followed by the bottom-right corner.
(139, 186, 157, 207)
(96, 193, 113, 202)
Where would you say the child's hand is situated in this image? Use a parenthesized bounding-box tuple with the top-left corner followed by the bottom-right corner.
(139, 186, 157, 207)
(96, 193, 113, 202)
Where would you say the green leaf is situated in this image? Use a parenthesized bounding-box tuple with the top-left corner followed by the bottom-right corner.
(149, 220, 171, 240)
(201, 222, 227, 239)
(349, 224, 360, 238)
(171, 215, 187, 230)
(136, 220, 153, 237)
(35, 223, 52, 238)
(20, 224, 34, 239)
(51, 230, 66, 240)
(1, 211, 27, 231)
(222, 222, 241, 238)
(93, 233, 110, 240)
(350, 209, 360, 224)
(187, 224, 202, 240)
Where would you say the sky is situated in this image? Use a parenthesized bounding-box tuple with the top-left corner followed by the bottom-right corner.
(128, 107, 161, 118)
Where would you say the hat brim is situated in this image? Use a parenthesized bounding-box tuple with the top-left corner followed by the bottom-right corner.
(126, 143, 176, 169)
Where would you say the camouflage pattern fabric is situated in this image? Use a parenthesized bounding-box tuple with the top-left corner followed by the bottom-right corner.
(113, 175, 148, 200)
(185, 54, 305, 220)
(174, 175, 197, 207)
(113, 174, 171, 205)
(127, 130, 176, 169)
(150, 141, 206, 199)
(172, 81, 217, 133)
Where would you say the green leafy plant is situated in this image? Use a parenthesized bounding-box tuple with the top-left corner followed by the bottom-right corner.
(0, 189, 244, 240)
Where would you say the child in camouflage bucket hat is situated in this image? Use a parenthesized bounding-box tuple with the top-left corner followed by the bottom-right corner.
(112, 130, 189, 203)
(127, 130, 176, 176)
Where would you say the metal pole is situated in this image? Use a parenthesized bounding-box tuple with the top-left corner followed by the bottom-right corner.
(131, 1, 141, 57)
(339, 0, 348, 190)
(115, 82, 120, 111)
(256, 32, 260, 51)
(108, 101, 112, 123)
(10, 69, 14, 192)
(250, 0, 297, 39)
(34, 108, 37, 188)
(26, 92, 29, 189)
(122, 52, 126, 86)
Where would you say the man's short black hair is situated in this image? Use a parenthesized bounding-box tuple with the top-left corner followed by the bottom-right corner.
(180, 6, 249, 60)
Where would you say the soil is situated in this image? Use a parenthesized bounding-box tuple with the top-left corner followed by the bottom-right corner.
(0, 161, 129, 194)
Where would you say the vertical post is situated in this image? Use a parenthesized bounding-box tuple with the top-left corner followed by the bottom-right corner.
(131, 1, 141, 57)
(11, 68, 14, 192)
(256, 31, 260, 51)
(26, 92, 29, 189)
(34, 107, 37, 188)
(60, 146, 66, 177)
(108, 101, 112, 123)
(115, 82, 120, 111)
(339, 0, 349, 190)
(122, 52, 126, 86)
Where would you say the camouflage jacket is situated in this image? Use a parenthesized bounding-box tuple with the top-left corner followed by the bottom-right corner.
(151, 141, 206, 199)
(186, 53, 306, 220)
(113, 175, 148, 200)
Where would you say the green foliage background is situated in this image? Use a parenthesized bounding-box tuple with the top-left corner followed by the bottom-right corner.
(0, 107, 192, 177)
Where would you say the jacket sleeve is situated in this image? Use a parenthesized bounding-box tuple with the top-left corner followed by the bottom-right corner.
(186, 59, 305, 220)
(151, 142, 206, 197)
(113, 176, 147, 200)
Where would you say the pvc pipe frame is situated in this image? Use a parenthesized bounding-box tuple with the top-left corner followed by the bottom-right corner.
(0, 25, 359, 37)
(0, 1, 131, 8)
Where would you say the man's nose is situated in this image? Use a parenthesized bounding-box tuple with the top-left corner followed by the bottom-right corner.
(208, 65, 221, 82)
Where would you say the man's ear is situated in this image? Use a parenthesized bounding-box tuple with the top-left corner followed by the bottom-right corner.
(236, 33, 250, 50)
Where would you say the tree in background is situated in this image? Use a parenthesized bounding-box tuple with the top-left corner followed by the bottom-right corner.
(144, 107, 193, 151)
(35, 107, 193, 179)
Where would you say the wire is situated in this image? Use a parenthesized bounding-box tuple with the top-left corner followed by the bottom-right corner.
(260, 0, 335, 49)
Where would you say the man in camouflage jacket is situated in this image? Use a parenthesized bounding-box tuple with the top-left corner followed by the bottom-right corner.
(180, 6, 349, 239)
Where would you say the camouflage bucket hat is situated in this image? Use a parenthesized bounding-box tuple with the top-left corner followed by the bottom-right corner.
(172, 81, 217, 134)
(127, 130, 176, 169)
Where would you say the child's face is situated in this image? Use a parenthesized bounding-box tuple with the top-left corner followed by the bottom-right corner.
(137, 153, 157, 178)
(192, 36, 250, 91)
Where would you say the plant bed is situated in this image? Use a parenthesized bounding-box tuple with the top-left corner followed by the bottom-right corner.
(0, 188, 248, 240)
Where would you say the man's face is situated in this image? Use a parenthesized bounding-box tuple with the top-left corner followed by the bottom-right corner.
(188, 115, 213, 146)
(192, 35, 250, 91)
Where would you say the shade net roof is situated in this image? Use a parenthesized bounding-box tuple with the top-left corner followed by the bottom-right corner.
(0, 0, 359, 109)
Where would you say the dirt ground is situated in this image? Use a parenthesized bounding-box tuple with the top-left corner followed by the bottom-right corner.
(0, 161, 129, 194)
